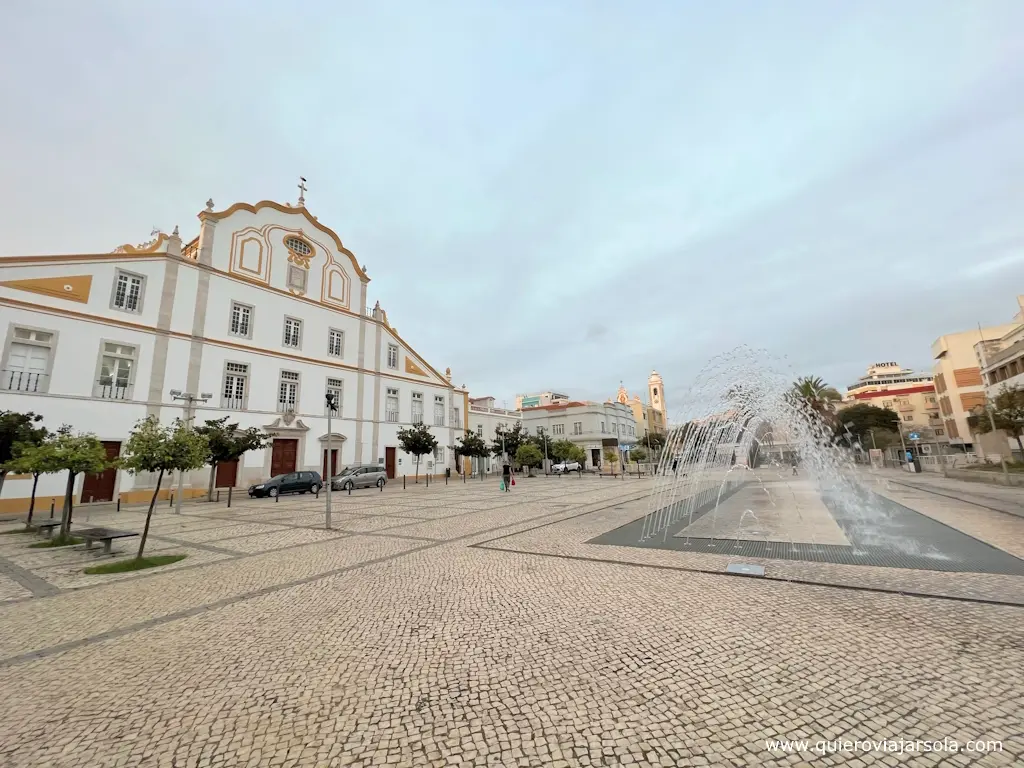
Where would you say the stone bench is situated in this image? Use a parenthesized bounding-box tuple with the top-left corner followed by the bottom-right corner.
(32, 519, 63, 538)
(75, 527, 139, 555)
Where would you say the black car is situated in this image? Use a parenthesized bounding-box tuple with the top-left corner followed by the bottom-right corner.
(248, 471, 323, 498)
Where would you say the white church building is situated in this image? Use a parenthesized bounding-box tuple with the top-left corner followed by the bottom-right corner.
(0, 192, 469, 511)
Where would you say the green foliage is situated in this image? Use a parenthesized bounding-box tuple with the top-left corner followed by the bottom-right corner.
(491, 422, 529, 460)
(397, 423, 438, 480)
(549, 439, 577, 462)
(868, 429, 902, 451)
(836, 403, 899, 440)
(0, 411, 47, 496)
(119, 417, 209, 475)
(567, 444, 587, 464)
(454, 430, 490, 461)
(46, 426, 111, 475)
(603, 449, 619, 466)
(196, 417, 268, 464)
(630, 446, 648, 463)
(85, 554, 187, 574)
(644, 432, 667, 451)
(515, 443, 544, 469)
(5, 438, 63, 524)
(30, 535, 84, 548)
(791, 376, 842, 421)
(972, 386, 1024, 456)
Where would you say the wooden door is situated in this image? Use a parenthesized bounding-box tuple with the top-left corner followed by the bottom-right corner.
(81, 441, 121, 503)
(215, 459, 238, 488)
(270, 439, 298, 477)
(385, 447, 397, 479)
(322, 449, 338, 480)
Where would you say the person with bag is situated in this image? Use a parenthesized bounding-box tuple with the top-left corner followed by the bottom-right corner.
(502, 462, 512, 492)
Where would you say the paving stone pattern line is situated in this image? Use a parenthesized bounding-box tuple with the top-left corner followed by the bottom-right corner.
(147, 534, 245, 556)
(0, 487, 651, 667)
(0, 553, 59, 598)
(887, 478, 1024, 519)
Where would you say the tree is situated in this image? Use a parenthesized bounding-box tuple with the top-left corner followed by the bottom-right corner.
(453, 430, 489, 475)
(644, 432, 667, 452)
(4, 438, 60, 526)
(515, 444, 544, 476)
(491, 423, 529, 465)
(0, 411, 47, 499)
(631, 446, 648, 463)
(971, 385, 1024, 459)
(549, 439, 577, 462)
(46, 427, 111, 539)
(567, 444, 587, 465)
(194, 417, 269, 499)
(603, 449, 620, 473)
(397, 423, 438, 483)
(119, 417, 209, 560)
(791, 376, 842, 427)
(835, 403, 899, 447)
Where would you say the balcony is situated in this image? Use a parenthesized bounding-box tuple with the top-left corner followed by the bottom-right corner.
(1, 370, 47, 393)
(386, 410, 399, 423)
(222, 397, 245, 411)
(96, 380, 130, 400)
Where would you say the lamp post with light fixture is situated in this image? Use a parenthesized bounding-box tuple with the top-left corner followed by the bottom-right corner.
(169, 389, 212, 514)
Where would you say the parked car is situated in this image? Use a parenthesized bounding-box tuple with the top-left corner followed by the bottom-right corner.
(248, 471, 323, 498)
(332, 464, 388, 491)
(552, 460, 581, 474)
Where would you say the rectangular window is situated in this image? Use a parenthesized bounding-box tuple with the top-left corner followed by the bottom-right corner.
(229, 302, 252, 338)
(552, 423, 565, 435)
(883, 400, 892, 408)
(96, 342, 136, 399)
(601, 421, 605, 433)
(386, 387, 399, 422)
(328, 329, 344, 358)
(286, 265, 307, 292)
(111, 270, 144, 313)
(278, 370, 300, 412)
(2, 327, 54, 393)
(935, 428, 945, 436)
(326, 377, 343, 415)
(387, 343, 399, 370)
(283, 317, 302, 348)
(411, 392, 424, 424)
(434, 395, 445, 426)
(903, 414, 913, 422)
(572, 421, 582, 435)
(433, 446, 445, 463)
(222, 362, 248, 410)
(476, 423, 483, 436)
(454, 406, 461, 426)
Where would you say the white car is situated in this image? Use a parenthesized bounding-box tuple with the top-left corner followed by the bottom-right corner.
(553, 461, 581, 473)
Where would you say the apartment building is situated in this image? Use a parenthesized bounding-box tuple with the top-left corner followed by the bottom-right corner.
(466, 396, 522, 473)
(843, 362, 945, 442)
(0, 194, 465, 512)
(932, 300, 1022, 450)
(521, 400, 636, 469)
(515, 391, 569, 409)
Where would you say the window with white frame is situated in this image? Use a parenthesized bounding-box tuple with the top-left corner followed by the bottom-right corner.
(222, 362, 249, 410)
(278, 371, 300, 412)
(386, 387, 399, 422)
(2, 327, 55, 393)
(411, 392, 424, 424)
(326, 377, 343, 415)
(572, 421, 582, 435)
(600, 421, 606, 433)
(387, 343, 399, 369)
(433, 446, 445, 464)
(96, 342, 137, 399)
(476, 423, 483, 436)
(328, 329, 344, 358)
(434, 395, 445, 426)
(286, 265, 307, 292)
(111, 270, 145, 313)
(229, 302, 252, 338)
(552, 423, 565, 435)
(283, 317, 302, 348)
(453, 406, 460, 427)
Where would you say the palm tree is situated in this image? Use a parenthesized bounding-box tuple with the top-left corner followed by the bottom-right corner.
(791, 376, 842, 421)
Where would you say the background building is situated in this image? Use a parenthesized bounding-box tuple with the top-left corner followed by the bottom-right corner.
(0, 194, 466, 512)
(843, 362, 944, 443)
(932, 298, 1023, 451)
(610, 370, 668, 441)
(515, 391, 569, 409)
(521, 400, 636, 469)
(466, 396, 522, 474)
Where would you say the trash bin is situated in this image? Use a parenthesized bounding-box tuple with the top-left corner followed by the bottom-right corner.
(445, 467, 451, 479)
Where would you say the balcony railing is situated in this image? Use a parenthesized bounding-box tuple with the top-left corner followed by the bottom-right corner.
(222, 397, 245, 411)
(1, 370, 47, 393)
(386, 410, 399, 423)
(96, 380, 130, 400)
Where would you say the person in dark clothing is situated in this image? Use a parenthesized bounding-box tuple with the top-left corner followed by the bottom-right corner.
(502, 463, 511, 491)
(671, 458, 679, 475)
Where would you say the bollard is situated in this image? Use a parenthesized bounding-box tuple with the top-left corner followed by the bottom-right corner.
(217, 490, 221, 503)
(117, 498, 121, 512)
(315, 485, 320, 499)
(49, 500, 55, 518)
(227, 486, 233, 508)
(380, 481, 383, 492)
(445, 474, 448, 486)
(276, 491, 280, 503)
(426, 474, 429, 488)
(403, 476, 406, 490)
(348, 484, 352, 496)
(169, 492, 174, 508)
(463, 471, 466, 483)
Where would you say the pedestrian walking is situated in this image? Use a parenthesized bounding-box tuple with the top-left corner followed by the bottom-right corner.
(502, 462, 512, 492)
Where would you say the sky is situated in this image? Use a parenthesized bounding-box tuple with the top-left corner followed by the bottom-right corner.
(3, 1, 1024, 419)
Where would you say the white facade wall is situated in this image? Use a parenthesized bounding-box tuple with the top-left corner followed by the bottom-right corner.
(0, 202, 464, 511)
(521, 401, 636, 468)
(468, 405, 522, 473)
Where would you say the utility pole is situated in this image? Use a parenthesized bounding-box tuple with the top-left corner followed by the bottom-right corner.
(326, 392, 337, 529)
(169, 390, 212, 514)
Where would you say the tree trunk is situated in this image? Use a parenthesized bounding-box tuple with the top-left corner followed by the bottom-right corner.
(26, 473, 40, 526)
(137, 469, 164, 560)
(415, 456, 420, 483)
(1016, 435, 1024, 464)
(60, 471, 76, 538)
(207, 463, 217, 501)
(0, 470, 7, 498)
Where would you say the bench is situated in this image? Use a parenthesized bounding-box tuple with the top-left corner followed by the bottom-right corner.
(32, 519, 63, 538)
(75, 527, 139, 555)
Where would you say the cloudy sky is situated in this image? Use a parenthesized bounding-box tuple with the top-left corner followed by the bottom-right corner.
(3, 1, 1024, 418)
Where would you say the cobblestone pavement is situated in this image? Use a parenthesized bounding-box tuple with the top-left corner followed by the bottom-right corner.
(0, 475, 1021, 767)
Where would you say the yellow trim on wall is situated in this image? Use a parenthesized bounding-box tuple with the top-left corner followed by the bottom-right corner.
(0, 275, 92, 304)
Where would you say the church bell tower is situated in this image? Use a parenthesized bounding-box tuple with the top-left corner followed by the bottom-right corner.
(648, 370, 666, 420)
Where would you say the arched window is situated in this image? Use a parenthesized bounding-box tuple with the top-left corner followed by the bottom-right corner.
(284, 236, 313, 256)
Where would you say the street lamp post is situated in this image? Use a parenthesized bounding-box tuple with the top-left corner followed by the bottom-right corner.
(325, 392, 337, 529)
(169, 389, 212, 515)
